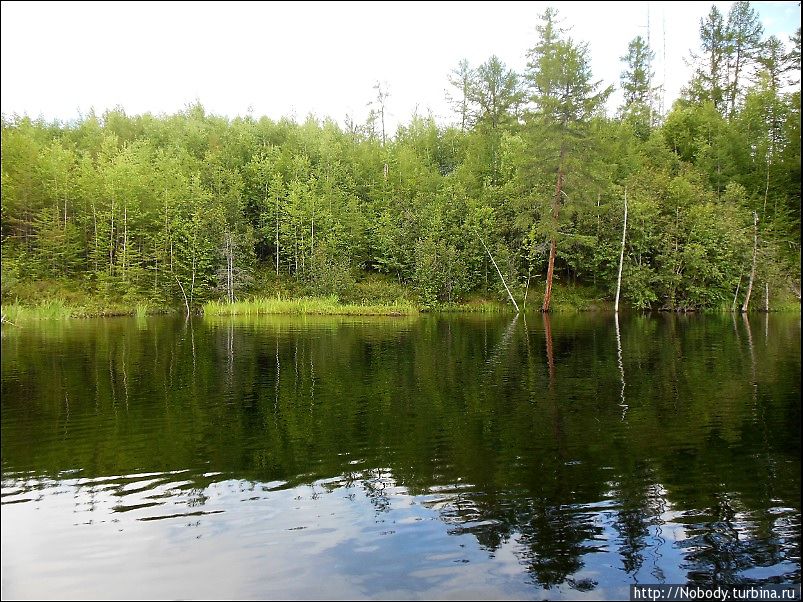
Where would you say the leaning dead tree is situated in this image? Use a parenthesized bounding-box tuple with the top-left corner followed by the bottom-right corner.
(477, 233, 520, 312)
(741, 212, 759, 313)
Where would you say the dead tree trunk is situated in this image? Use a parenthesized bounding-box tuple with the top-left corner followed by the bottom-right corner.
(732, 275, 742, 313)
(478, 234, 519, 312)
(741, 212, 758, 313)
(542, 150, 565, 313)
(174, 274, 190, 317)
(615, 188, 628, 313)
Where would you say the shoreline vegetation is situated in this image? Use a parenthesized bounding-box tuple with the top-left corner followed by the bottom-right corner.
(2, 281, 798, 324)
(2, 6, 800, 323)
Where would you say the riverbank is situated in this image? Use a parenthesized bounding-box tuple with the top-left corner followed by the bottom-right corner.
(3, 281, 798, 324)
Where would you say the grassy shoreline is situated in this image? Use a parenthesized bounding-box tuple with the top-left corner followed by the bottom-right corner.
(2, 294, 797, 324)
(3, 280, 799, 324)
(203, 296, 418, 316)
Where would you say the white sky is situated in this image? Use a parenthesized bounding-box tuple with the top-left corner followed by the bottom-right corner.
(1, 1, 799, 132)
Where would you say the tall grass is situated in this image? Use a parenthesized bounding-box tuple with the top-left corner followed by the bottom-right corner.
(135, 303, 149, 319)
(203, 296, 418, 317)
(434, 300, 514, 313)
(2, 299, 73, 322)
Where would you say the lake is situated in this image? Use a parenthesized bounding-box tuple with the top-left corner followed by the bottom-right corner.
(1, 312, 800, 599)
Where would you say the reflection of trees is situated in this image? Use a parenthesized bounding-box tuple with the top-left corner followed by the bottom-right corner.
(1, 314, 800, 587)
(517, 501, 603, 588)
(360, 467, 393, 515)
(679, 491, 790, 585)
(611, 465, 670, 582)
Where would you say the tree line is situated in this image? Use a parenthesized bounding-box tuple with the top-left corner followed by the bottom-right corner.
(2, 3, 800, 311)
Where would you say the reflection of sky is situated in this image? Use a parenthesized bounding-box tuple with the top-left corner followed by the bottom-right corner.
(3, 469, 796, 599)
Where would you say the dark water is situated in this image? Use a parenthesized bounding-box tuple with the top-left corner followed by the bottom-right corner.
(1, 312, 800, 599)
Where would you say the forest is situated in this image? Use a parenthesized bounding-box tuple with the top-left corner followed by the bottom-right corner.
(1, 4, 800, 314)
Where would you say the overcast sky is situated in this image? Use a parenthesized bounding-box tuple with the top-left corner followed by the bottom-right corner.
(1, 1, 799, 131)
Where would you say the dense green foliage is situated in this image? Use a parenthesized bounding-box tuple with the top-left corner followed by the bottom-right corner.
(2, 4, 799, 311)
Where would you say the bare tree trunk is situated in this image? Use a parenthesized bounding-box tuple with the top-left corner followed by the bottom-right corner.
(190, 247, 196, 310)
(543, 238, 557, 312)
(109, 198, 115, 275)
(174, 274, 190, 317)
(225, 231, 234, 304)
(477, 234, 519, 312)
(122, 204, 128, 281)
(523, 267, 532, 312)
(542, 156, 565, 312)
(764, 282, 769, 313)
(615, 188, 628, 313)
(741, 212, 759, 313)
(92, 201, 99, 274)
(764, 115, 773, 215)
(276, 189, 280, 277)
(732, 275, 742, 312)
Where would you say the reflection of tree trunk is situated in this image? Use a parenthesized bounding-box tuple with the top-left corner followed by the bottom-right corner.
(275, 336, 280, 412)
(188, 319, 196, 376)
(615, 313, 628, 420)
(309, 339, 316, 409)
(226, 320, 234, 385)
(121, 339, 129, 411)
(742, 313, 756, 388)
(543, 313, 555, 388)
(731, 312, 742, 348)
(542, 313, 566, 466)
(486, 314, 520, 370)
(108, 343, 117, 410)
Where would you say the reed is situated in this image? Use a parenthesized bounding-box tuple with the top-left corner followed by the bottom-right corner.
(202, 296, 418, 317)
(2, 299, 73, 322)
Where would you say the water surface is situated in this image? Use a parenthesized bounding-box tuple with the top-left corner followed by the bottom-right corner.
(2, 313, 800, 599)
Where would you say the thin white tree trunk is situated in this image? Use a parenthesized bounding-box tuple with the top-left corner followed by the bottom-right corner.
(742, 212, 759, 313)
(174, 274, 190, 317)
(92, 201, 99, 274)
(477, 234, 519, 312)
(190, 247, 196, 310)
(109, 198, 115, 275)
(732, 275, 742, 313)
(615, 188, 628, 313)
(122, 204, 128, 281)
(276, 189, 280, 277)
(523, 268, 532, 312)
